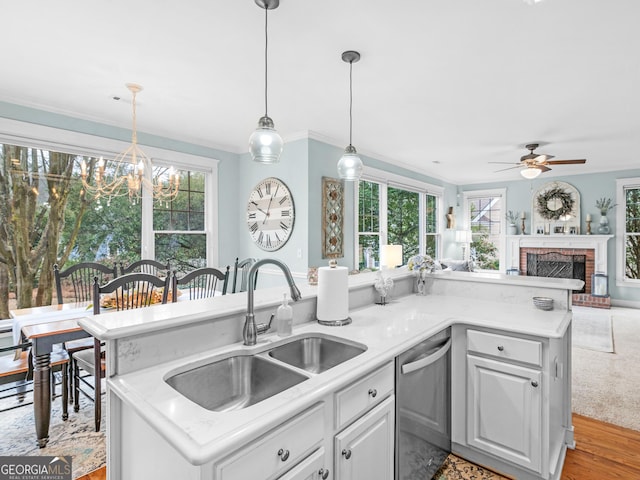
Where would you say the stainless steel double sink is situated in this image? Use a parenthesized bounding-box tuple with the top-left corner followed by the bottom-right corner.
(165, 333, 367, 412)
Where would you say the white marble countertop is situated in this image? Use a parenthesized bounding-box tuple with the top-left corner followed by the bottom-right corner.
(106, 291, 572, 466)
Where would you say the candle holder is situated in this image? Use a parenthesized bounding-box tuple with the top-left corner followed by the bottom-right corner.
(586, 220, 592, 235)
(521, 218, 526, 235)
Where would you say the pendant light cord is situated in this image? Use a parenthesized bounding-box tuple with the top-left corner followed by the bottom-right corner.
(349, 60, 353, 146)
(264, 6, 269, 117)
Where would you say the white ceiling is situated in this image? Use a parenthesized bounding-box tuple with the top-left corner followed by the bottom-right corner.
(2, 0, 639, 185)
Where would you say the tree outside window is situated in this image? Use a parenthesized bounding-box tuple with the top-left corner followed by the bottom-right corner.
(623, 184, 640, 280)
(467, 194, 502, 270)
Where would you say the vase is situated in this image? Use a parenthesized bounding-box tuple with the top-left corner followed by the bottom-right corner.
(508, 223, 518, 235)
(415, 271, 426, 296)
(598, 214, 610, 234)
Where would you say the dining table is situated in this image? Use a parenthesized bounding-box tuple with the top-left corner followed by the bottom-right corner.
(10, 302, 93, 448)
(10, 292, 193, 447)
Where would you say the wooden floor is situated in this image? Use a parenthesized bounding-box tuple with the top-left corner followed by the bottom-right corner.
(76, 414, 640, 480)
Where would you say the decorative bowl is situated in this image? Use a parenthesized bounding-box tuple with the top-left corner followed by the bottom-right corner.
(533, 296, 554, 311)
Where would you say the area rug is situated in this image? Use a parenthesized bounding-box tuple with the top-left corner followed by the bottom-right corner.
(432, 454, 510, 480)
(572, 307, 640, 432)
(572, 306, 614, 352)
(0, 386, 105, 479)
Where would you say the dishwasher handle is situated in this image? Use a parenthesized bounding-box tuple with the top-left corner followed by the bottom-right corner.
(401, 338, 451, 375)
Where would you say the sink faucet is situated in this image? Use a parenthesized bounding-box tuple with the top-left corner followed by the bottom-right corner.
(243, 258, 302, 346)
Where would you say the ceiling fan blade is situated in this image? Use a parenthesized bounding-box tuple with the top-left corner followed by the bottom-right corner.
(488, 161, 521, 165)
(494, 165, 523, 172)
(538, 165, 552, 173)
(534, 154, 554, 162)
(545, 159, 586, 165)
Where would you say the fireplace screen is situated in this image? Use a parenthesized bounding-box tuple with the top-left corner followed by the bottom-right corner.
(527, 252, 586, 294)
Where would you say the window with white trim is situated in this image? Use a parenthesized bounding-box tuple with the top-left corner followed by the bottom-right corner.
(356, 167, 443, 269)
(463, 189, 506, 271)
(0, 120, 218, 271)
(616, 177, 640, 286)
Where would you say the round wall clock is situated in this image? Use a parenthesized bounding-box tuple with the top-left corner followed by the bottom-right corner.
(246, 177, 295, 251)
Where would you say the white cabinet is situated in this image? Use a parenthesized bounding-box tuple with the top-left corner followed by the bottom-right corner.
(278, 448, 330, 480)
(466, 355, 542, 472)
(334, 395, 395, 480)
(214, 403, 324, 480)
(452, 325, 571, 480)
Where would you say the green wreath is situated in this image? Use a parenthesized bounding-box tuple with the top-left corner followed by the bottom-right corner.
(536, 186, 575, 220)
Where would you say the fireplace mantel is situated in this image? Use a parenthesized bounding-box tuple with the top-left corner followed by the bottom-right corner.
(505, 234, 614, 274)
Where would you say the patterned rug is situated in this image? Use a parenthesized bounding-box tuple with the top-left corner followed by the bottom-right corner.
(433, 454, 510, 479)
(0, 382, 106, 479)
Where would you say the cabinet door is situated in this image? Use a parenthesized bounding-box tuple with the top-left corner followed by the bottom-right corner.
(278, 448, 330, 480)
(334, 395, 394, 480)
(467, 355, 542, 473)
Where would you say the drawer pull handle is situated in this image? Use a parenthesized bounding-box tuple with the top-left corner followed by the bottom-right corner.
(497, 345, 504, 352)
(368, 388, 377, 398)
(319, 468, 330, 479)
(277, 448, 290, 461)
(531, 380, 539, 388)
(342, 449, 352, 459)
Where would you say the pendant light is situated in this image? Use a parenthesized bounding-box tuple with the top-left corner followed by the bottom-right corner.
(337, 50, 364, 181)
(249, 0, 283, 164)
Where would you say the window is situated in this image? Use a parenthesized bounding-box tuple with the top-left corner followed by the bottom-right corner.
(153, 168, 208, 273)
(356, 167, 443, 269)
(463, 189, 506, 271)
(0, 119, 218, 272)
(616, 177, 640, 286)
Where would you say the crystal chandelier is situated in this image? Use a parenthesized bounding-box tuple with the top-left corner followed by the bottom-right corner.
(80, 83, 180, 204)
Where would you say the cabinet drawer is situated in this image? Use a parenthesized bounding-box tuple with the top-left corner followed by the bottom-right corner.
(335, 362, 394, 429)
(214, 403, 324, 480)
(467, 330, 542, 367)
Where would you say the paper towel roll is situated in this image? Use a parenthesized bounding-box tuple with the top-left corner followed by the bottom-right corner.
(316, 265, 349, 322)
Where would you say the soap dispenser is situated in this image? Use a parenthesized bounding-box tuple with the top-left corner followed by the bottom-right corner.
(276, 293, 293, 337)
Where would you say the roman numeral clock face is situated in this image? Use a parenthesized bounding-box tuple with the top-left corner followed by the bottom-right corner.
(246, 177, 295, 251)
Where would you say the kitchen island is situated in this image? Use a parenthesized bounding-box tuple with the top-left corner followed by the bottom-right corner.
(79, 269, 582, 480)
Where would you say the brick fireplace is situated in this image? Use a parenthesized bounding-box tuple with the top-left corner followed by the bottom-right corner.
(505, 234, 614, 309)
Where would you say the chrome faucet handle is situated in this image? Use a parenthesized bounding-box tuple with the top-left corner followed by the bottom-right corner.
(256, 314, 275, 335)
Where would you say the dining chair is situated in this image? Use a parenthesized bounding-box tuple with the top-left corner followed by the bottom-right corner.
(73, 273, 170, 431)
(0, 342, 69, 417)
(232, 257, 259, 293)
(172, 266, 230, 302)
(54, 262, 117, 408)
(119, 259, 170, 277)
(54, 262, 118, 305)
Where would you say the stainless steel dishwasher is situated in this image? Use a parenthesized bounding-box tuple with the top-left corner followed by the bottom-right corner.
(396, 327, 451, 479)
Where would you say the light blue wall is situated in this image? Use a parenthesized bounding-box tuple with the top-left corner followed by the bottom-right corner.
(2, 101, 636, 302)
(460, 169, 640, 303)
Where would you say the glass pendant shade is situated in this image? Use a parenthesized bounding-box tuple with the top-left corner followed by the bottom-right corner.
(520, 166, 542, 179)
(337, 145, 363, 181)
(249, 116, 283, 164)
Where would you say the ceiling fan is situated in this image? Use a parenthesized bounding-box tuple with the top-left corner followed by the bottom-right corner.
(491, 143, 587, 179)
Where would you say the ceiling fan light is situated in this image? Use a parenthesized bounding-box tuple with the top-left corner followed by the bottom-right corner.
(337, 145, 363, 181)
(249, 116, 283, 164)
(521, 167, 542, 179)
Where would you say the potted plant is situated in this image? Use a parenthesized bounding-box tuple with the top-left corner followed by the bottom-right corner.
(595, 198, 616, 234)
(506, 210, 519, 235)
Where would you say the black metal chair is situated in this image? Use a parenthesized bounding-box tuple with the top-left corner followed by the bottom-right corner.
(232, 257, 259, 293)
(119, 259, 170, 277)
(0, 342, 69, 417)
(73, 273, 170, 431)
(54, 262, 118, 305)
(172, 266, 230, 302)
